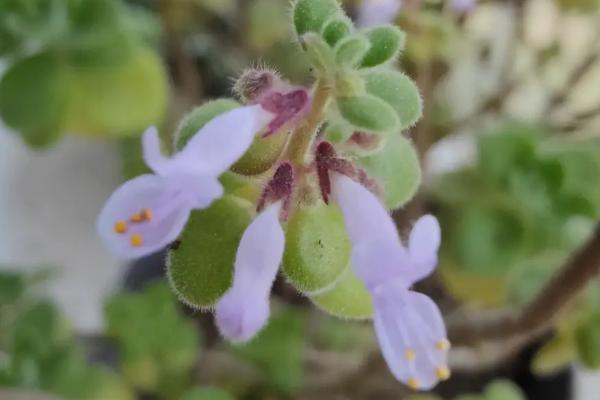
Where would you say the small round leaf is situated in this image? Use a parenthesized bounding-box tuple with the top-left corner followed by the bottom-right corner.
(363, 69, 422, 129)
(321, 16, 352, 46)
(310, 268, 373, 319)
(283, 203, 351, 293)
(360, 26, 405, 68)
(167, 196, 253, 308)
(337, 95, 399, 133)
(293, 0, 342, 36)
(334, 34, 371, 68)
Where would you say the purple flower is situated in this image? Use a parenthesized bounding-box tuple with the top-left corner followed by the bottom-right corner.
(331, 173, 449, 391)
(97, 105, 274, 259)
(449, 0, 476, 14)
(215, 201, 285, 342)
(357, 0, 403, 28)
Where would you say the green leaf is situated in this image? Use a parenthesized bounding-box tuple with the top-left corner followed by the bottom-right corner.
(167, 196, 253, 307)
(321, 16, 352, 46)
(233, 308, 304, 393)
(104, 282, 199, 395)
(531, 332, 576, 376)
(293, 0, 342, 36)
(176, 99, 240, 150)
(485, 380, 526, 400)
(334, 34, 370, 68)
(283, 203, 351, 293)
(363, 70, 422, 130)
(310, 268, 373, 319)
(358, 134, 421, 209)
(360, 26, 405, 68)
(575, 314, 600, 369)
(302, 32, 336, 73)
(181, 387, 235, 400)
(231, 133, 288, 176)
(323, 122, 354, 144)
(337, 95, 399, 133)
(0, 52, 69, 147)
(66, 47, 167, 137)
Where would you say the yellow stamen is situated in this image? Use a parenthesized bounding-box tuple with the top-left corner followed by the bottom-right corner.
(130, 212, 144, 223)
(436, 339, 451, 351)
(114, 220, 127, 234)
(404, 349, 416, 361)
(407, 378, 420, 391)
(436, 366, 451, 381)
(130, 233, 143, 247)
(142, 208, 153, 221)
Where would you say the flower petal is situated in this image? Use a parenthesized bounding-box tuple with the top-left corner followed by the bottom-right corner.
(97, 174, 192, 259)
(373, 284, 450, 391)
(215, 202, 285, 342)
(331, 173, 408, 288)
(406, 214, 441, 285)
(357, 0, 403, 28)
(142, 126, 171, 175)
(177, 104, 274, 176)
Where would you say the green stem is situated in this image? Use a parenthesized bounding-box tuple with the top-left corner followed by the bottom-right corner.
(286, 79, 331, 165)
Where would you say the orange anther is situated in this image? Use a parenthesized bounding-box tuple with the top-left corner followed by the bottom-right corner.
(404, 349, 416, 361)
(407, 378, 420, 390)
(114, 220, 127, 234)
(436, 366, 451, 381)
(142, 208, 153, 221)
(130, 233, 143, 247)
(436, 339, 451, 351)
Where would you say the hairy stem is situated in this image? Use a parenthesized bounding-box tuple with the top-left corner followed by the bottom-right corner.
(286, 79, 331, 165)
(448, 224, 600, 345)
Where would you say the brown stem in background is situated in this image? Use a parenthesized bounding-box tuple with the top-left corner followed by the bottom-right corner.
(448, 224, 600, 345)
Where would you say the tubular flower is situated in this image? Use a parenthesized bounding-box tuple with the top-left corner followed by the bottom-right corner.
(215, 201, 285, 342)
(331, 173, 449, 391)
(97, 105, 274, 259)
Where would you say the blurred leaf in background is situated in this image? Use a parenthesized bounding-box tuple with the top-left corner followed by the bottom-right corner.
(104, 281, 200, 399)
(0, 0, 167, 148)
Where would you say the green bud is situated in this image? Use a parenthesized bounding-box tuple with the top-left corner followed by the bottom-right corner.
(176, 99, 240, 150)
(0, 52, 69, 148)
(360, 26, 405, 68)
(283, 203, 351, 293)
(334, 34, 371, 68)
(310, 268, 373, 319)
(363, 70, 422, 130)
(337, 95, 399, 133)
(302, 32, 335, 73)
(321, 16, 353, 46)
(293, 0, 342, 36)
(358, 134, 421, 209)
(167, 196, 253, 308)
(231, 133, 288, 175)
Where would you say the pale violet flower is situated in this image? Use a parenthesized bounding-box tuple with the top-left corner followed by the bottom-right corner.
(357, 0, 403, 28)
(449, 0, 476, 14)
(215, 201, 285, 342)
(331, 173, 450, 391)
(97, 105, 273, 259)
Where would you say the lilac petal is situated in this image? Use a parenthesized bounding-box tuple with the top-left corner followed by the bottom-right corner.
(96, 174, 193, 259)
(357, 0, 403, 28)
(449, 0, 476, 13)
(178, 105, 274, 176)
(373, 283, 450, 391)
(142, 126, 171, 175)
(215, 202, 285, 343)
(406, 215, 441, 285)
(331, 173, 408, 288)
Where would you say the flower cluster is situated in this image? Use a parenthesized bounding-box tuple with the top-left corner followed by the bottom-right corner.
(97, 0, 451, 391)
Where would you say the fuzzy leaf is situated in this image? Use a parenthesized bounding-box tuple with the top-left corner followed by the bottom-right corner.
(321, 16, 352, 46)
(283, 203, 351, 293)
(337, 95, 399, 133)
(358, 134, 421, 209)
(293, 0, 342, 36)
(334, 34, 370, 68)
(360, 26, 405, 68)
(363, 70, 422, 130)
(302, 32, 336, 72)
(310, 268, 373, 319)
(167, 196, 253, 308)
